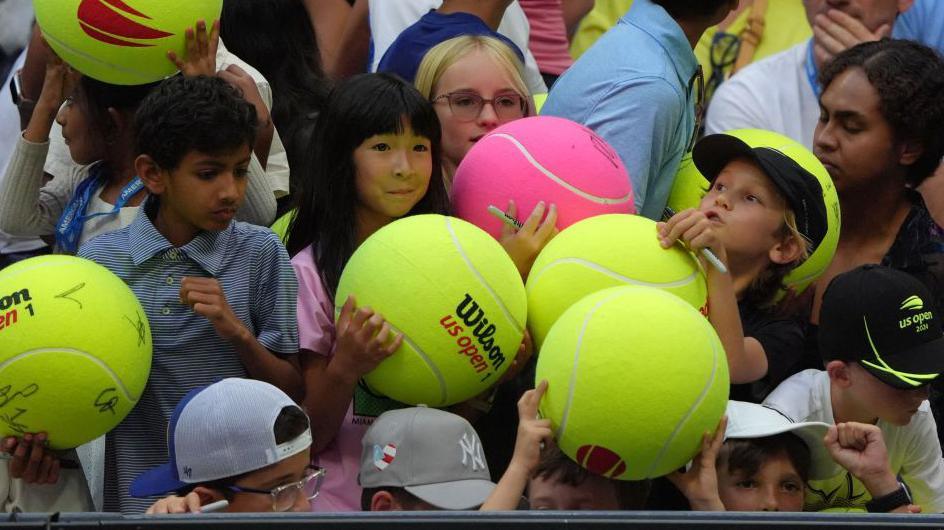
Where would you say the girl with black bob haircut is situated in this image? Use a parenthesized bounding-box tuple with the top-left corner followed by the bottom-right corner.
(287, 72, 449, 511)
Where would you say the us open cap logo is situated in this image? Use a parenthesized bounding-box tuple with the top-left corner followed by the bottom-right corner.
(78, 0, 173, 48)
(900, 295, 925, 311)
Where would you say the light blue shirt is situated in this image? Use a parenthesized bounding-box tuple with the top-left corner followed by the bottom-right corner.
(893, 0, 944, 54)
(77, 202, 299, 513)
(541, 0, 698, 220)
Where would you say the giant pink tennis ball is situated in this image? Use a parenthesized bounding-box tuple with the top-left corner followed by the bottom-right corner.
(451, 116, 635, 239)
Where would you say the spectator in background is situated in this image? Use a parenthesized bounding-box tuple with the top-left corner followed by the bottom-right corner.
(368, 0, 547, 94)
(542, 0, 737, 220)
(221, 0, 332, 214)
(705, 0, 911, 148)
(518, 0, 594, 88)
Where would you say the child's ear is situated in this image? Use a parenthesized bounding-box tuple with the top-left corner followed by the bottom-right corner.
(768, 234, 803, 266)
(826, 360, 853, 388)
(136, 154, 165, 195)
(897, 139, 924, 167)
(370, 490, 397, 512)
(191, 486, 226, 505)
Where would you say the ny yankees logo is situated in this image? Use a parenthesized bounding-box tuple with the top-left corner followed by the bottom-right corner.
(458, 432, 485, 472)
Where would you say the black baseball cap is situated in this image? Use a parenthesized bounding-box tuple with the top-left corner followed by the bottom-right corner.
(819, 265, 944, 389)
(692, 134, 828, 253)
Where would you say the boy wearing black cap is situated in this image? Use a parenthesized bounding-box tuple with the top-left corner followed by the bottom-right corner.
(763, 265, 944, 512)
(659, 133, 828, 392)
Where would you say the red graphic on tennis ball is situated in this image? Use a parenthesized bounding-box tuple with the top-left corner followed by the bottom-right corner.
(78, 0, 173, 48)
(576, 444, 627, 478)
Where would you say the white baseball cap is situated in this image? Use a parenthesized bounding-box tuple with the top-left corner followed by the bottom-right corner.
(725, 401, 835, 481)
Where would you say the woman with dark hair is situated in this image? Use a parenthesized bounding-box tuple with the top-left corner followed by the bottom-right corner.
(221, 0, 332, 211)
(800, 38, 944, 440)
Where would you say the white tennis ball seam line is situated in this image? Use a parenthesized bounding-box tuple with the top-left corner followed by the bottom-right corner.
(527, 258, 699, 292)
(489, 134, 633, 205)
(557, 288, 628, 444)
(0, 348, 138, 402)
(644, 299, 723, 477)
(444, 217, 524, 334)
(42, 29, 170, 82)
(386, 323, 448, 405)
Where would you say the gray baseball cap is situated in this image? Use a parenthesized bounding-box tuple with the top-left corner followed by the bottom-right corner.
(359, 407, 496, 510)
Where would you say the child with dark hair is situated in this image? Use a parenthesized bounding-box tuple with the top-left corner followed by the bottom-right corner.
(659, 133, 828, 392)
(287, 72, 449, 512)
(66, 74, 301, 514)
(132, 378, 320, 514)
(528, 446, 651, 510)
(0, 32, 277, 254)
(672, 400, 920, 513)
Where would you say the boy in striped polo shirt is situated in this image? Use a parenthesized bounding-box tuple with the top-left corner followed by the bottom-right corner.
(74, 75, 301, 514)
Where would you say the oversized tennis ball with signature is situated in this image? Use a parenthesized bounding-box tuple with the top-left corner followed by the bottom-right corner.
(0, 255, 152, 449)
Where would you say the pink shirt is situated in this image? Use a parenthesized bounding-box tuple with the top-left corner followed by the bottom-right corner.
(293, 245, 407, 512)
(519, 0, 573, 75)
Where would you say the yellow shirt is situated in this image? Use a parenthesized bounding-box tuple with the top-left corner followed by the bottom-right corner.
(570, 0, 811, 81)
(696, 1, 811, 85)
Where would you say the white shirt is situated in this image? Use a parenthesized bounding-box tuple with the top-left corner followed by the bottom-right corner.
(0, 49, 47, 254)
(705, 41, 819, 149)
(367, 0, 548, 94)
(763, 369, 944, 512)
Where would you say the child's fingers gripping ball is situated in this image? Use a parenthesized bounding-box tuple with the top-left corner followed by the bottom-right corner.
(34, 0, 224, 85)
(335, 215, 527, 407)
(0, 256, 152, 450)
(526, 214, 708, 348)
(453, 116, 635, 240)
(536, 286, 729, 480)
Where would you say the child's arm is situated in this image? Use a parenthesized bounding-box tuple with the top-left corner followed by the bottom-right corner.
(667, 416, 728, 511)
(480, 380, 553, 511)
(180, 276, 304, 400)
(169, 20, 274, 169)
(825, 422, 922, 514)
(499, 201, 559, 280)
(2, 433, 60, 485)
(303, 295, 403, 453)
(658, 209, 767, 384)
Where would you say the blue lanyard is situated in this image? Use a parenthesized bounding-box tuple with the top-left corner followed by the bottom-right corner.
(56, 164, 144, 253)
(805, 39, 822, 99)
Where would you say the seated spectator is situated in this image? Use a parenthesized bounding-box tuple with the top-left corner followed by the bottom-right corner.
(705, 0, 910, 148)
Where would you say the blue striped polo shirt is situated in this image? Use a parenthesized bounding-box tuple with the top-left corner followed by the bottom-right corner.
(77, 204, 299, 514)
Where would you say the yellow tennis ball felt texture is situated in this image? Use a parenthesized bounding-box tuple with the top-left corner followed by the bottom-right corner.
(0, 255, 152, 450)
(536, 286, 729, 480)
(526, 214, 707, 348)
(34, 0, 223, 85)
(335, 215, 527, 407)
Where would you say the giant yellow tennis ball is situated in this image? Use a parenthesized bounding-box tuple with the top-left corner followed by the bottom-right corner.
(666, 129, 840, 302)
(336, 215, 526, 407)
(526, 214, 707, 348)
(0, 255, 152, 450)
(34, 0, 223, 85)
(537, 286, 729, 480)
